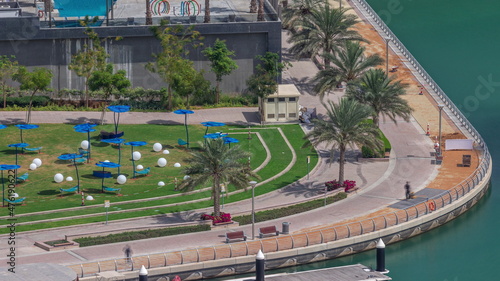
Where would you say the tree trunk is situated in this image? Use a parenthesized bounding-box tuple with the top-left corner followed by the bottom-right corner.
(373, 114, 380, 128)
(215, 80, 220, 104)
(167, 85, 173, 111)
(100, 100, 108, 125)
(146, 0, 152, 25)
(250, 0, 257, 13)
(338, 146, 346, 184)
(257, 0, 264, 21)
(26, 91, 37, 124)
(84, 80, 89, 108)
(2, 85, 6, 109)
(213, 177, 221, 217)
(204, 0, 210, 23)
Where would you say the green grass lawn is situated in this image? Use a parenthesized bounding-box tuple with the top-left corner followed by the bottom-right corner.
(0, 123, 318, 233)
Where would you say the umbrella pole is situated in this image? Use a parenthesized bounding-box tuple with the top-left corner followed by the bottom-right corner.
(185, 115, 189, 148)
(131, 147, 135, 178)
(14, 148, 18, 180)
(75, 162, 81, 193)
(2, 171, 4, 207)
(118, 143, 121, 175)
(87, 132, 91, 163)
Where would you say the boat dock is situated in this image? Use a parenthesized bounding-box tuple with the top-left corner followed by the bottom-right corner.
(227, 264, 392, 281)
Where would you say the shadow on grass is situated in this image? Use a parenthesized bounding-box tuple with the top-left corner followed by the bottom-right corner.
(38, 189, 59, 195)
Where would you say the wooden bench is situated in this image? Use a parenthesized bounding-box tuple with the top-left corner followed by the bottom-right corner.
(226, 231, 247, 243)
(259, 226, 279, 238)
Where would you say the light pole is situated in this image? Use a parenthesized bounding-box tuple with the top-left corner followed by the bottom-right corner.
(385, 37, 391, 74)
(438, 105, 444, 157)
(249, 181, 257, 240)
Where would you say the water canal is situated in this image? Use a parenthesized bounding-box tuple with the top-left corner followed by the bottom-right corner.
(213, 0, 499, 280)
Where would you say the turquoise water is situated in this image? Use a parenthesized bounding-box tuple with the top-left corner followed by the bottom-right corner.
(211, 0, 500, 280)
(55, 0, 113, 17)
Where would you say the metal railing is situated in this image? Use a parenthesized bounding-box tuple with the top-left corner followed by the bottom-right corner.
(70, 1, 492, 277)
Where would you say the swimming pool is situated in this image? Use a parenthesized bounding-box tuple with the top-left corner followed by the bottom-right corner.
(54, 0, 113, 18)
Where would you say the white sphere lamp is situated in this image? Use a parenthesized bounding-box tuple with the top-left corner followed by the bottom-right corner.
(153, 143, 162, 152)
(158, 181, 165, 187)
(29, 163, 37, 170)
(54, 173, 64, 183)
(133, 151, 142, 161)
(117, 175, 127, 184)
(81, 140, 89, 150)
(163, 149, 170, 155)
(174, 163, 181, 168)
(66, 176, 74, 182)
(157, 158, 167, 167)
(32, 158, 42, 167)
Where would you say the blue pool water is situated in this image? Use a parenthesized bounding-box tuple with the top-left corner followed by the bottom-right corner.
(54, 0, 113, 17)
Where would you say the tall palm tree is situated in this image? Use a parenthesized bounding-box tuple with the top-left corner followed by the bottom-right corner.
(313, 41, 383, 100)
(281, 0, 323, 31)
(303, 98, 382, 184)
(257, 0, 264, 21)
(204, 0, 210, 23)
(287, 4, 363, 66)
(346, 68, 413, 127)
(179, 138, 259, 217)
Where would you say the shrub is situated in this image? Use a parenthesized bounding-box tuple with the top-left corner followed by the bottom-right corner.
(6, 96, 51, 108)
(74, 224, 211, 247)
(233, 193, 347, 225)
(201, 212, 232, 224)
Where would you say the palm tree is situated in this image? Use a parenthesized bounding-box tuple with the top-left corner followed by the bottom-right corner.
(257, 0, 264, 21)
(281, 0, 323, 31)
(303, 98, 382, 184)
(346, 68, 413, 127)
(287, 4, 363, 66)
(313, 41, 383, 100)
(179, 138, 259, 217)
(204, 0, 210, 23)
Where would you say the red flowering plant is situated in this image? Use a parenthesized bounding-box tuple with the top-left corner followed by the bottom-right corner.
(343, 180, 356, 192)
(324, 180, 356, 192)
(201, 212, 232, 224)
(325, 180, 342, 191)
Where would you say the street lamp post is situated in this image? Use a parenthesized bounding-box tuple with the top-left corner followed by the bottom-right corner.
(385, 37, 391, 74)
(249, 181, 257, 240)
(438, 105, 444, 157)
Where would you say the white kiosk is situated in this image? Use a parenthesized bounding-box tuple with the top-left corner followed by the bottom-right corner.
(259, 84, 300, 123)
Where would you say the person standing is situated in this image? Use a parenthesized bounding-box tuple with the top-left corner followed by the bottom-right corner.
(123, 244, 133, 263)
(404, 181, 411, 199)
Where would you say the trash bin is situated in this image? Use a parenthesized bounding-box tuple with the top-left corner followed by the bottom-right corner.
(282, 222, 290, 234)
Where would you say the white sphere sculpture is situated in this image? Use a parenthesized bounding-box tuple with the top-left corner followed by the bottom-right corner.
(157, 158, 167, 167)
(153, 143, 162, 152)
(11, 193, 19, 198)
(66, 176, 73, 182)
(183, 175, 191, 180)
(32, 158, 42, 167)
(136, 165, 144, 170)
(163, 149, 170, 155)
(158, 181, 165, 187)
(29, 163, 37, 170)
(133, 151, 142, 161)
(54, 173, 64, 183)
(86, 195, 94, 201)
(174, 163, 181, 168)
(81, 140, 89, 150)
(104, 160, 110, 162)
(117, 175, 127, 184)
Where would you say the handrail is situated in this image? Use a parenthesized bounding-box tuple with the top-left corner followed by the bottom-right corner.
(71, 1, 492, 277)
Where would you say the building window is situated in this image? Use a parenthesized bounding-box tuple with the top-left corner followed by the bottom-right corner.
(267, 98, 275, 102)
(289, 113, 296, 117)
(267, 114, 275, 118)
(289, 97, 296, 102)
(278, 113, 286, 118)
(278, 98, 285, 102)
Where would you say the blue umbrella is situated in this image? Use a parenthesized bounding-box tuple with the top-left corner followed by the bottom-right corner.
(201, 121, 226, 135)
(124, 141, 147, 178)
(203, 133, 228, 139)
(0, 125, 7, 130)
(174, 109, 194, 148)
(57, 154, 84, 193)
(223, 137, 240, 148)
(74, 123, 97, 163)
(108, 105, 130, 135)
(101, 138, 126, 175)
(15, 124, 39, 153)
(95, 161, 121, 192)
(0, 164, 21, 207)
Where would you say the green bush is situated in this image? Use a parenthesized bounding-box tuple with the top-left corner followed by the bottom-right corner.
(233, 192, 347, 225)
(75, 224, 211, 247)
(6, 96, 51, 107)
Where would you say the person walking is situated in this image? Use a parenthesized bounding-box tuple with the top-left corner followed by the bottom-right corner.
(404, 181, 411, 199)
(123, 244, 133, 263)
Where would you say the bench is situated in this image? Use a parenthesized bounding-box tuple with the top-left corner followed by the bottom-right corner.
(60, 186, 78, 193)
(177, 138, 188, 147)
(462, 154, 471, 167)
(4, 197, 26, 204)
(259, 226, 279, 238)
(103, 186, 121, 192)
(24, 147, 42, 154)
(134, 167, 151, 178)
(226, 231, 247, 243)
(16, 172, 29, 183)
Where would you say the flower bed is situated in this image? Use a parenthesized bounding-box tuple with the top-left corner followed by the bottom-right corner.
(201, 212, 232, 225)
(325, 180, 357, 192)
